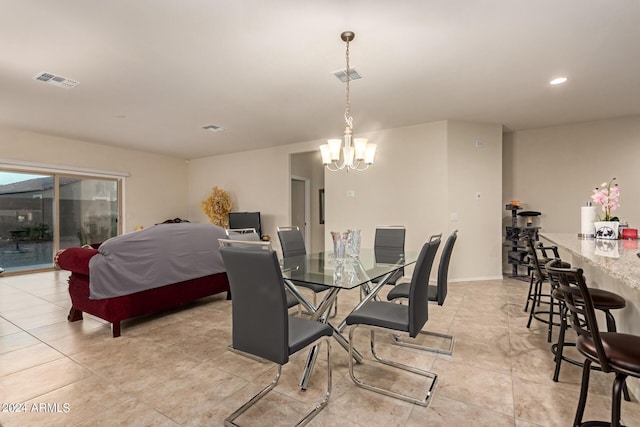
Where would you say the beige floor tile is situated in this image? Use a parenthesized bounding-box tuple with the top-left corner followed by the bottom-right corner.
(0, 375, 133, 427)
(2, 308, 70, 330)
(512, 375, 612, 427)
(405, 395, 515, 427)
(0, 331, 41, 354)
(136, 360, 249, 425)
(0, 342, 65, 377)
(2, 271, 640, 426)
(71, 338, 202, 394)
(27, 316, 107, 342)
(0, 357, 92, 403)
(432, 358, 514, 416)
(73, 399, 180, 427)
(0, 317, 22, 337)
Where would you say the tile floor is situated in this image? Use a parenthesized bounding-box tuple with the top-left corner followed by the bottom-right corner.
(0, 271, 639, 426)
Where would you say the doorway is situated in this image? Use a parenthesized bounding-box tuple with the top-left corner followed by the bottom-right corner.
(289, 151, 325, 252)
(291, 176, 310, 251)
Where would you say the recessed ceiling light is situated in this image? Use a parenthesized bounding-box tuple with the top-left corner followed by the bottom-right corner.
(550, 77, 568, 85)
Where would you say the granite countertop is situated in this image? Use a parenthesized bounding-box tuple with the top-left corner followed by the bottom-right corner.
(540, 233, 640, 291)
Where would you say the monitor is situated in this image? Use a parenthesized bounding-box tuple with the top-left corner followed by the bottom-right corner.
(228, 212, 262, 237)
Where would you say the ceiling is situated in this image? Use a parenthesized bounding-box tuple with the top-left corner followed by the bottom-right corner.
(1, 1, 639, 159)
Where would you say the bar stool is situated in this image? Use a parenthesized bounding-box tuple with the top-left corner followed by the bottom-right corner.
(545, 259, 630, 401)
(522, 234, 563, 342)
(545, 260, 639, 427)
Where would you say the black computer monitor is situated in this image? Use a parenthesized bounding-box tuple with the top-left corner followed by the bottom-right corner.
(228, 212, 262, 237)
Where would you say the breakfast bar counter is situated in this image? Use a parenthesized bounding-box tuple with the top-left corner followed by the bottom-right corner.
(540, 232, 640, 399)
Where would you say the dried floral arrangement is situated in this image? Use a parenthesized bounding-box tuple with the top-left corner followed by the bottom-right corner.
(200, 186, 232, 228)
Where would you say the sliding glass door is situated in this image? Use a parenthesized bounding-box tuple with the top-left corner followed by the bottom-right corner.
(0, 172, 54, 271)
(0, 171, 120, 273)
(59, 176, 119, 249)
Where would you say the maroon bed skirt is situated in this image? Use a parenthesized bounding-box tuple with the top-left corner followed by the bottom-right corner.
(66, 272, 230, 337)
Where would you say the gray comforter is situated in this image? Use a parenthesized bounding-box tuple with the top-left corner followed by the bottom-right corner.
(88, 223, 228, 300)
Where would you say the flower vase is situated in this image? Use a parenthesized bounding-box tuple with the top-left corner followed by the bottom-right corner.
(347, 229, 361, 258)
(331, 231, 349, 263)
(594, 221, 619, 240)
(595, 239, 620, 258)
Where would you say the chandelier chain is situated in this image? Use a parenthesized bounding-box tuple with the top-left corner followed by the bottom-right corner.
(345, 37, 352, 130)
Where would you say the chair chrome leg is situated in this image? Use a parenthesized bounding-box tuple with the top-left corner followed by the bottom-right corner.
(224, 365, 282, 427)
(225, 337, 332, 427)
(391, 329, 455, 355)
(348, 325, 438, 407)
(296, 337, 332, 427)
(226, 345, 269, 363)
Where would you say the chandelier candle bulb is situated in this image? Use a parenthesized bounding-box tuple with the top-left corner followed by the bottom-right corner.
(354, 138, 368, 160)
(320, 145, 331, 164)
(328, 139, 342, 161)
(365, 144, 376, 164)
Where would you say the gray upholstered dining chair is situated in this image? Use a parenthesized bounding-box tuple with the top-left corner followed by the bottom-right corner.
(372, 225, 406, 286)
(277, 226, 337, 316)
(545, 260, 639, 427)
(386, 231, 455, 355)
(225, 228, 260, 241)
(219, 239, 332, 426)
(345, 235, 441, 406)
(225, 229, 300, 311)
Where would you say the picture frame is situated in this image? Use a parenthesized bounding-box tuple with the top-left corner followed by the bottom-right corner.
(319, 189, 325, 224)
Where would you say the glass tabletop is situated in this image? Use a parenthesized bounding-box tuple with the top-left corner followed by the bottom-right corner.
(281, 248, 418, 289)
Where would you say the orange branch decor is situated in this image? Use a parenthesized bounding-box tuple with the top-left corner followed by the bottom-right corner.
(200, 186, 232, 228)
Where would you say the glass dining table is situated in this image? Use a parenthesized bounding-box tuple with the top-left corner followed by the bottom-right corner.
(280, 248, 419, 389)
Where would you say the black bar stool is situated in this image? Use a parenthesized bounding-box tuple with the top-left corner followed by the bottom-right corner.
(546, 259, 630, 402)
(545, 260, 639, 427)
(522, 234, 563, 342)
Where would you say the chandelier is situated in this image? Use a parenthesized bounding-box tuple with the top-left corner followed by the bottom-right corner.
(320, 31, 376, 172)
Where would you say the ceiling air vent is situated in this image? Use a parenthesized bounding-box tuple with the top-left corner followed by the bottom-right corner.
(333, 67, 362, 82)
(33, 72, 79, 89)
(201, 124, 224, 132)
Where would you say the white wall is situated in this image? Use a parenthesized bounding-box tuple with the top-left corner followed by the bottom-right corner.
(324, 121, 449, 259)
(0, 127, 188, 232)
(187, 140, 321, 245)
(189, 120, 504, 281)
(503, 116, 640, 234)
(447, 121, 504, 279)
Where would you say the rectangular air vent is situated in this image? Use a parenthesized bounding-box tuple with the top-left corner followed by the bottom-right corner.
(333, 67, 362, 82)
(201, 124, 224, 132)
(33, 72, 79, 89)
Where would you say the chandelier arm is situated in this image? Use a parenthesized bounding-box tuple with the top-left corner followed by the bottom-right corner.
(352, 160, 370, 172)
(324, 163, 341, 172)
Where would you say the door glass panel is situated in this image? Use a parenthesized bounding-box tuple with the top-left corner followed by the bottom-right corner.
(59, 176, 118, 248)
(0, 172, 54, 272)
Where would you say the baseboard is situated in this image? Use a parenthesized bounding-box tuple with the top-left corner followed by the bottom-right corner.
(447, 275, 505, 282)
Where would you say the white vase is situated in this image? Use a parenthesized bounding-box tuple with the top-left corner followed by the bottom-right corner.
(594, 221, 619, 240)
(595, 239, 620, 258)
